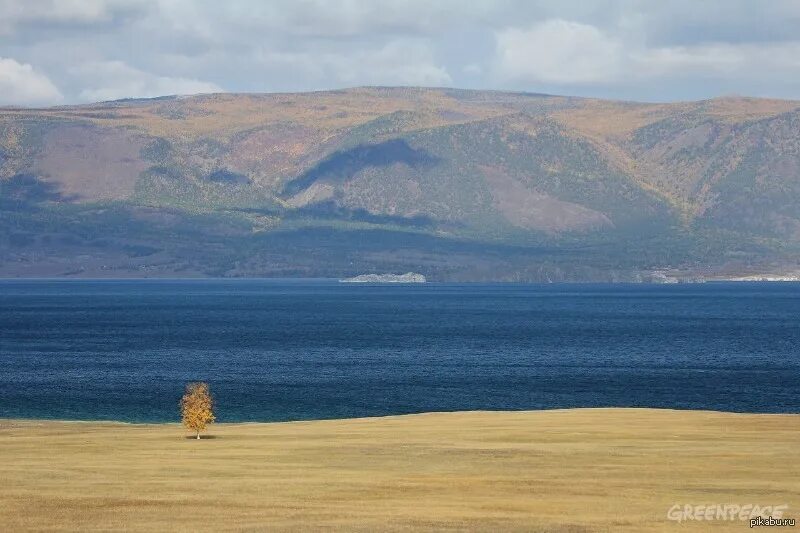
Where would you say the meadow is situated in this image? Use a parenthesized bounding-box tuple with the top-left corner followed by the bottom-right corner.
(1, 408, 797, 531)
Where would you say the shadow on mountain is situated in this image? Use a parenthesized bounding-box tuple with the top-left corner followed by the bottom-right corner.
(297, 201, 435, 228)
(283, 139, 439, 196)
(208, 169, 251, 185)
(256, 226, 539, 256)
(0, 174, 74, 210)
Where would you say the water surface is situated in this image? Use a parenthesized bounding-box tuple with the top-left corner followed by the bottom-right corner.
(1, 280, 798, 421)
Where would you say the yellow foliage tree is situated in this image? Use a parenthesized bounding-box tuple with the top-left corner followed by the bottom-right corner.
(180, 382, 215, 439)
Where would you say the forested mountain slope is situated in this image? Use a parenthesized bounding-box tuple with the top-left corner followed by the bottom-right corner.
(2, 87, 799, 280)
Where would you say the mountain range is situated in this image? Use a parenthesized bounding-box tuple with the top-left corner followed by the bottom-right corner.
(2, 87, 800, 281)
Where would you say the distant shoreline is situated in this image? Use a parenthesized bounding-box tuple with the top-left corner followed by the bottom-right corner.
(3, 406, 799, 426)
(3, 276, 800, 283)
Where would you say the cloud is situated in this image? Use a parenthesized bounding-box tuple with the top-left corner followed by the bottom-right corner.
(463, 64, 483, 75)
(255, 40, 452, 88)
(169, 0, 493, 39)
(0, 0, 144, 33)
(638, 42, 800, 79)
(331, 40, 452, 86)
(0, 57, 63, 106)
(492, 16, 800, 98)
(72, 60, 222, 101)
(495, 19, 623, 84)
(5, 1, 800, 102)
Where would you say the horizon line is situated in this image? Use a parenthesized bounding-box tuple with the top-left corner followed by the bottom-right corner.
(2, 85, 798, 111)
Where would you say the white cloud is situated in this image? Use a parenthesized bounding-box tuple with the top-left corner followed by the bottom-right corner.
(72, 60, 222, 101)
(638, 42, 800, 79)
(256, 40, 452, 88)
(0, 57, 63, 106)
(493, 17, 800, 96)
(6, 1, 800, 102)
(334, 40, 452, 86)
(495, 19, 623, 85)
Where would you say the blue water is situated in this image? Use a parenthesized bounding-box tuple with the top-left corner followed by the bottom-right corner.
(1, 279, 798, 421)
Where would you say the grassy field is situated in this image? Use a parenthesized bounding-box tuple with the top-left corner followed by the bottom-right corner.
(1, 408, 797, 531)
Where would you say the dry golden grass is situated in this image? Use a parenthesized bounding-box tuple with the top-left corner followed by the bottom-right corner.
(1, 409, 797, 532)
(2, 88, 512, 140)
(550, 100, 682, 138)
(703, 96, 800, 122)
(4, 90, 797, 142)
(552, 96, 800, 140)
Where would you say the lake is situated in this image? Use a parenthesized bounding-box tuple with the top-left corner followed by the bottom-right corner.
(1, 279, 798, 421)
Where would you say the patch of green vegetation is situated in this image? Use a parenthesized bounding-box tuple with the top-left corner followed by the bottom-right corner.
(132, 166, 277, 212)
(139, 138, 173, 164)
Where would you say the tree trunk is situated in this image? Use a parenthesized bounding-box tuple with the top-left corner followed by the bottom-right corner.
(196, 429, 200, 440)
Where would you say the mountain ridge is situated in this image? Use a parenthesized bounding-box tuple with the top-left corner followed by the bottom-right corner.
(2, 87, 800, 280)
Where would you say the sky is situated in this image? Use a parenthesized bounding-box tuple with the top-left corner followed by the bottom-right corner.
(2, 0, 800, 106)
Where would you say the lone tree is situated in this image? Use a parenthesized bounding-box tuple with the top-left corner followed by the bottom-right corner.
(180, 382, 215, 439)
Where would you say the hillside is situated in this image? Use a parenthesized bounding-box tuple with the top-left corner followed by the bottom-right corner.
(2, 87, 800, 280)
